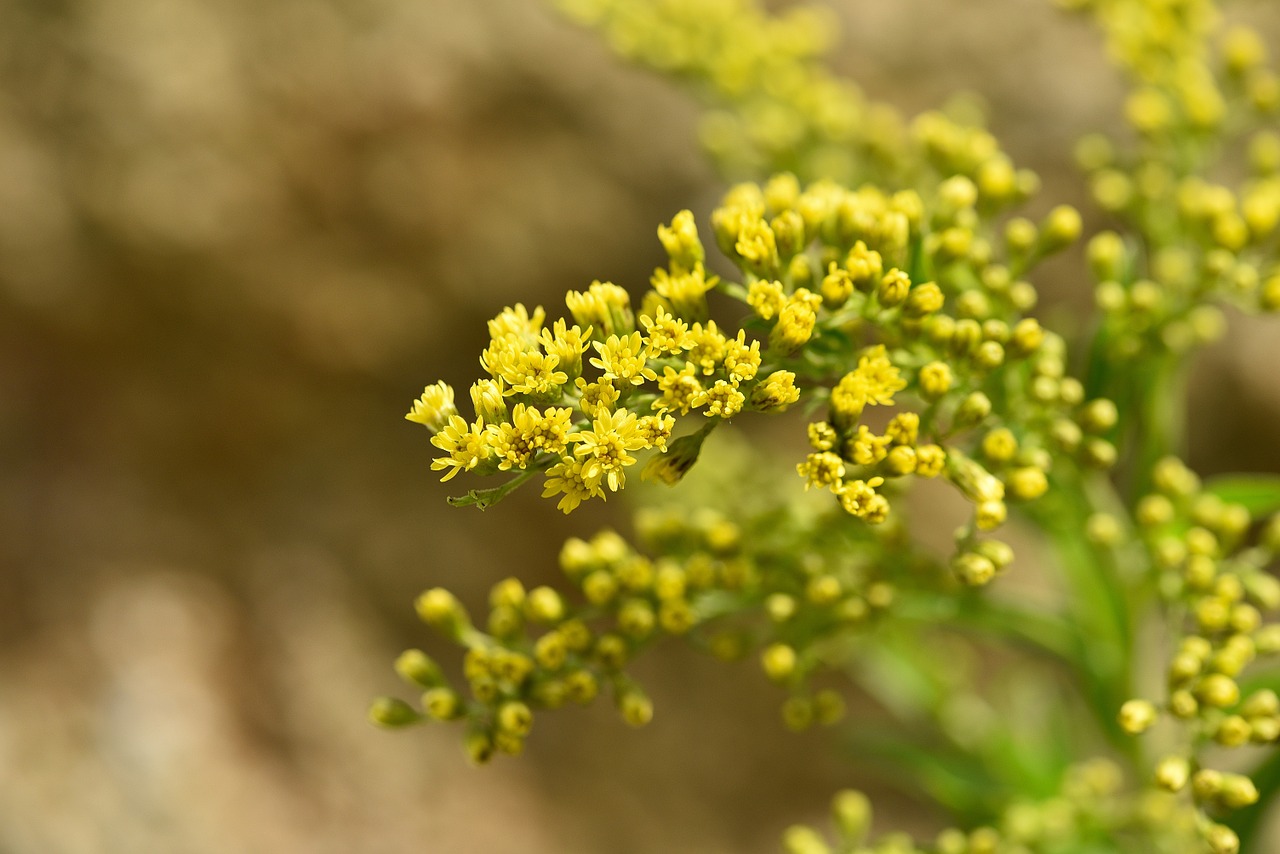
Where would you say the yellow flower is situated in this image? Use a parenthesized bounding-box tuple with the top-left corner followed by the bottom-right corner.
(845, 241, 883, 292)
(657, 209, 705, 271)
(487, 404, 543, 471)
(847, 425, 890, 466)
(639, 306, 692, 356)
(506, 351, 568, 398)
(735, 217, 779, 273)
(915, 444, 946, 477)
(469, 378, 507, 425)
(770, 288, 821, 354)
(830, 345, 905, 424)
(723, 331, 762, 385)
(747, 280, 786, 320)
(686, 320, 729, 375)
(406, 381, 457, 432)
(877, 269, 911, 307)
(636, 413, 676, 451)
(797, 452, 845, 492)
(839, 477, 889, 523)
(820, 263, 854, 308)
(885, 412, 919, 446)
(750, 370, 800, 412)
(570, 409, 647, 492)
(542, 455, 604, 514)
(575, 376, 620, 415)
(918, 361, 953, 399)
(807, 421, 837, 451)
(430, 415, 493, 482)
(590, 332, 658, 386)
(566, 280, 634, 338)
(481, 339, 567, 399)
(534, 407, 575, 456)
(654, 364, 703, 415)
(487, 304, 545, 345)
(651, 262, 717, 320)
(540, 319, 593, 381)
(696, 380, 746, 418)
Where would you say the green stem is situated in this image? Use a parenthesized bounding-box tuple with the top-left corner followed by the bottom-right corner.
(1024, 469, 1139, 761)
(1130, 352, 1188, 502)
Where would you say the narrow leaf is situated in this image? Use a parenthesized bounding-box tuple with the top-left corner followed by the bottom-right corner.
(1204, 475, 1280, 516)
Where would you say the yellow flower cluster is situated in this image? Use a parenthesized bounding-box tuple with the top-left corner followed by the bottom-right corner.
(409, 207, 807, 513)
(414, 168, 1093, 529)
(553, 0, 1039, 203)
(1066, 0, 1280, 373)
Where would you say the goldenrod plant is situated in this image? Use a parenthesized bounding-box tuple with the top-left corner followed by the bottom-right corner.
(372, 0, 1280, 850)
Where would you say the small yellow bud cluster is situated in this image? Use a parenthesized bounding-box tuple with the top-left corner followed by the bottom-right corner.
(1069, 1, 1280, 376)
(375, 485, 929, 760)
(1116, 454, 1280, 841)
(557, 0, 1040, 204)
(632, 499, 905, 732)
(785, 758, 1211, 853)
(701, 172, 1079, 545)
(372, 530, 697, 761)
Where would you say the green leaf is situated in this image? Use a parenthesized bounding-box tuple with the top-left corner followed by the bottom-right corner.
(845, 727, 1001, 818)
(1204, 475, 1280, 516)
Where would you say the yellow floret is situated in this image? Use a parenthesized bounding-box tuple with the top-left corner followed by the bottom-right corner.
(406, 381, 457, 432)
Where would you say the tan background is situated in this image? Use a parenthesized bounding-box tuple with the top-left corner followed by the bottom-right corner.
(3, 0, 1280, 851)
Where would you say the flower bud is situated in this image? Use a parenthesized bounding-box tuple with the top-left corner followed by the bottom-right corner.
(1154, 756, 1190, 791)
(832, 790, 872, 843)
(1118, 699, 1158, 734)
(415, 588, 472, 640)
(395, 649, 445, 688)
(762, 644, 798, 682)
(368, 697, 422, 728)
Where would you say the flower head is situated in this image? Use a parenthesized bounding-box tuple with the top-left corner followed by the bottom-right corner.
(430, 416, 493, 482)
(570, 409, 647, 492)
(406, 382, 457, 432)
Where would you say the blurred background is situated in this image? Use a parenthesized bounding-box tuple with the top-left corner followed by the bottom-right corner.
(3, 0, 1280, 851)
